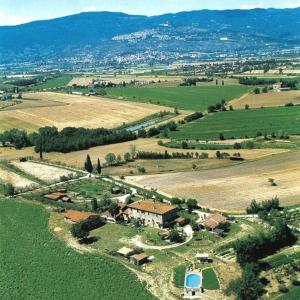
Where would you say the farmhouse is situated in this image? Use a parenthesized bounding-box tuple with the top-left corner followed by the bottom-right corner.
(200, 214, 228, 232)
(124, 200, 178, 228)
(64, 210, 98, 223)
(130, 253, 149, 266)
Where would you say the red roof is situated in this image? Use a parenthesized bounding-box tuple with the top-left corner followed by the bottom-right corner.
(202, 214, 227, 229)
(127, 200, 177, 215)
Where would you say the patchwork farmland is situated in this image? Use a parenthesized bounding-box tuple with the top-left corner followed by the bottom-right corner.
(107, 85, 250, 111)
(0, 92, 172, 131)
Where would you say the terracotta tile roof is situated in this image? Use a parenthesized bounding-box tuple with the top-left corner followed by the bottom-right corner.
(64, 210, 97, 223)
(210, 214, 227, 223)
(202, 214, 227, 229)
(202, 218, 220, 229)
(127, 200, 177, 215)
(131, 253, 148, 261)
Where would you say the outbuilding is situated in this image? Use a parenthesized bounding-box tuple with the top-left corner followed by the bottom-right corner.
(130, 253, 149, 266)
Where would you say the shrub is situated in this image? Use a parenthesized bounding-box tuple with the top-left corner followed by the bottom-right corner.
(138, 166, 146, 173)
(279, 283, 288, 293)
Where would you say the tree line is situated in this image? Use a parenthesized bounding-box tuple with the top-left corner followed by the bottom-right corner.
(136, 150, 209, 160)
(0, 126, 137, 153)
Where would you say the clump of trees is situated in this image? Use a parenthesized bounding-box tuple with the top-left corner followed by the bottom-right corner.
(246, 197, 279, 214)
(146, 121, 177, 138)
(234, 219, 296, 265)
(184, 112, 203, 123)
(70, 216, 104, 242)
(30, 126, 137, 154)
(0, 129, 32, 149)
(207, 100, 227, 113)
(180, 77, 213, 86)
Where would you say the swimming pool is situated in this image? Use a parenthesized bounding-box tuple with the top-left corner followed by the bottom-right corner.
(185, 273, 202, 289)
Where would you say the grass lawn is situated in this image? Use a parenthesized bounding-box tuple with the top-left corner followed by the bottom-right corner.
(140, 227, 169, 246)
(107, 85, 250, 111)
(0, 200, 156, 300)
(202, 268, 220, 290)
(170, 106, 300, 140)
(67, 179, 113, 198)
(91, 223, 138, 251)
(277, 286, 300, 300)
(173, 264, 187, 288)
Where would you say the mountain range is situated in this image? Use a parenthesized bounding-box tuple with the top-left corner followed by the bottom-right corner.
(0, 8, 299, 66)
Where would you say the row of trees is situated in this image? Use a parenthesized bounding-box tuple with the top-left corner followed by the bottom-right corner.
(0, 126, 137, 153)
(136, 150, 208, 160)
(137, 121, 178, 138)
(239, 77, 277, 85)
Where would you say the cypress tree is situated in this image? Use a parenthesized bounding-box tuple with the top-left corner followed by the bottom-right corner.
(96, 158, 101, 175)
(84, 154, 93, 175)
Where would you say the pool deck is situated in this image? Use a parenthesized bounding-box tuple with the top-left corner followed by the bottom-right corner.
(183, 271, 203, 299)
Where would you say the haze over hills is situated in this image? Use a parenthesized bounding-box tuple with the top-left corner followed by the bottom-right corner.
(0, 8, 299, 66)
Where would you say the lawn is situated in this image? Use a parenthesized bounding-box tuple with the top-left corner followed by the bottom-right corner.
(173, 264, 187, 288)
(0, 200, 156, 300)
(170, 106, 300, 140)
(107, 85, 250, 111)
(140, 227, 170, 246)
(277, 286, 300, 300)
(202, 268, 220, 290)
(67, 179, 113, 198)
(92, 223, 138, 251)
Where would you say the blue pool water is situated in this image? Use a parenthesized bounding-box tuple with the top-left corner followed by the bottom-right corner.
(185, 274, 202, 288)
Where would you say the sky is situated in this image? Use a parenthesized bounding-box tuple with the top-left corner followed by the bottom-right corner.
(0, 0, 299, 25)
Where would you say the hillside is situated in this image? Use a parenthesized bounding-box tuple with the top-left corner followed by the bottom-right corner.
(0, 8, 300, 65)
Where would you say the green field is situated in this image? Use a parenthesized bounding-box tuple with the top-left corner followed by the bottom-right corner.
(0, 200, 156, 300)
(170, 106, 300, 140)
(31, 74, 73, 90)
(107, 86, 250, 111)
(202, 268, 220, 290)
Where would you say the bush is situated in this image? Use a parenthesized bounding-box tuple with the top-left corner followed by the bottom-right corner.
(279, 283, 288, 293)
(137, 166, 146, 173)
(4, 184, 15, 196)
